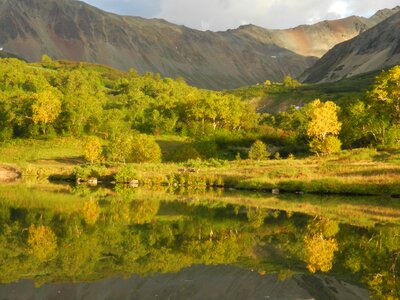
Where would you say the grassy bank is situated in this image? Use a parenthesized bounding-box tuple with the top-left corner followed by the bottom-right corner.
(2, 138, 400, 196)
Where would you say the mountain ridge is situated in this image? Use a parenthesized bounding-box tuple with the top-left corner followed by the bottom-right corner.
(301, 10, 400, 83)
(0, 0, 398, 89)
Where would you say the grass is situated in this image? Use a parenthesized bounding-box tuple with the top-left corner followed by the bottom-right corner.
(2, 138, 400, 196)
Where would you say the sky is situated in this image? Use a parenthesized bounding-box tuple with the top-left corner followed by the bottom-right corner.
(82, 0, 400, 31)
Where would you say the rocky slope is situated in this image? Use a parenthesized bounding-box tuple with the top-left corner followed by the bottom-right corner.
(302, 11, 400, 83)
(0, 0, 398, 88)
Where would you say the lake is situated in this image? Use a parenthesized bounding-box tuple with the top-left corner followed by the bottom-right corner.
(0, 182, 399, 299)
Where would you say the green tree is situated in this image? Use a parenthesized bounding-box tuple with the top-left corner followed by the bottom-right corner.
(369, 66, 400, 123)
(248, 140, 269, 161)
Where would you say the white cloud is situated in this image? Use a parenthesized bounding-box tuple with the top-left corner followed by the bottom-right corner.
(328, 1, 351, 18)
(155, 0, 400, 30)
(82, 0, 400, 31)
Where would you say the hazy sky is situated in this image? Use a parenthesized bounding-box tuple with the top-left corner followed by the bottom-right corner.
(82, 0, 400, 31)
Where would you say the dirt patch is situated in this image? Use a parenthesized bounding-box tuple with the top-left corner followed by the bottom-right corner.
(0, 165, 21, 182)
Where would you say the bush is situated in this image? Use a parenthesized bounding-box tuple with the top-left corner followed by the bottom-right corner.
(105, 134, 134, 163)
(248, 140, 270, 161)
(194, 139, 220, 159)
(115, 165, 139, 183)
(310, 136, 341, 155)
(171, 144, 201, 162)
(72, 164, 108, 180)
(129, 134, 162, 163)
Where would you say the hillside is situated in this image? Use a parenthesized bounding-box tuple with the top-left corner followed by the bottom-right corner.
(302, 11, 400, 83)
(0, 0, 398, 89)
(229, 71, 378, 113)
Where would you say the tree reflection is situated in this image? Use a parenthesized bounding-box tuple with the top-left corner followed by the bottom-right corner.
(0, 186, 398, 299)
(27, 225, 57, 261)
(303, 218, 339, 273)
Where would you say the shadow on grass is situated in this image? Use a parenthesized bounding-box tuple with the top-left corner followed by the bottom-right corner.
(29, 156, 85, 166)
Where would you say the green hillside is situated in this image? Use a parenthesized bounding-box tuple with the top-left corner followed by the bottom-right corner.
(228, 71, 379, 113)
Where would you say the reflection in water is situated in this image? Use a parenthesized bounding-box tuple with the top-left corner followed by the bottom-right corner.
(304, 218, 339, 273)
(0, 183, 398, 299)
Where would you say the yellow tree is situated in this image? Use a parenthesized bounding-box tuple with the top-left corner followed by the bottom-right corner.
(307, 99, 342, 155)
(303, 218, 339, 273)
(304, 234, 338, 273)
(31, 90, 61, 135)
(84, 136, 103, 164)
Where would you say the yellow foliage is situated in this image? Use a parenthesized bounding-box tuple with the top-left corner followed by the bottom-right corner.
(304, 234, 338, 273)
(84, 136, 103, 164)
(31, 90, 61, 128)
(27, 225, 57, 261)
(82, 198, 100, 225)
(307, 99, 341, 140)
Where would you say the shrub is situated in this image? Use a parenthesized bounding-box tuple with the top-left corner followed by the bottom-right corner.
(129, 134, 162, 163)
(72, 164, 108, 180)
(274, 152, 281, 160)
(248, 140, 270, 161)
(28, 225, 57, 261)
(105, 134, 134, 163)
(310, 136, 341, 155)
(171, 144, 201, 162)
(194, 139, 220, 159)
(115, 165, 139, 183)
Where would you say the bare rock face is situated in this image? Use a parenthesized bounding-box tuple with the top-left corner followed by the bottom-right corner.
(0, 0, 398, 89)
(301, 10, 400, 83)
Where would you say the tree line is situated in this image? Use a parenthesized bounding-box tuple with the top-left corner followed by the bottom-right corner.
(0, 56, 399, 160)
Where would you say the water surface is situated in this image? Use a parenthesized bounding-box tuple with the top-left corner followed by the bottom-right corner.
(0, 182, 399, 299)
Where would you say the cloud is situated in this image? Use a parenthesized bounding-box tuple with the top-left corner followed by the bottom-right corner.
(81, 0, 400, 31)
(155, 0, 400, 30)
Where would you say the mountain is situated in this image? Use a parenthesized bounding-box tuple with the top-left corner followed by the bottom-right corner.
(0, 0, 398, 89)
(0, 50, 21, 59)
(302, 10, 400, 83)
(233, 8, 399, 59)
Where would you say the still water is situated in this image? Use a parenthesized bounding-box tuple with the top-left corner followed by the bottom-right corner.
(0, 182, 399, 299)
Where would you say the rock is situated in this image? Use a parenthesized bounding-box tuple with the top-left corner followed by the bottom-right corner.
(129, 180, 139, 187)
(87, 178, 98, 186)
(272, 189, 280, 195)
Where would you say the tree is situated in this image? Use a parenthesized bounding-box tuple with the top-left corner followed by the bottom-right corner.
(304, 234, 338, 273)
(369, 66, 400, 123)
(283, 75, 301, 88)
(307, 99, 342, 155)
(264, 80, 272, 86)
(27, 225, 57, 261)
(248, 140, 269, 161)
(82, 199, 100, 225)
(31, 90, 62, 135)
(106, 134, 134, 163)
(84, 136, 103, 164)
(129, 134, 162, 163)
